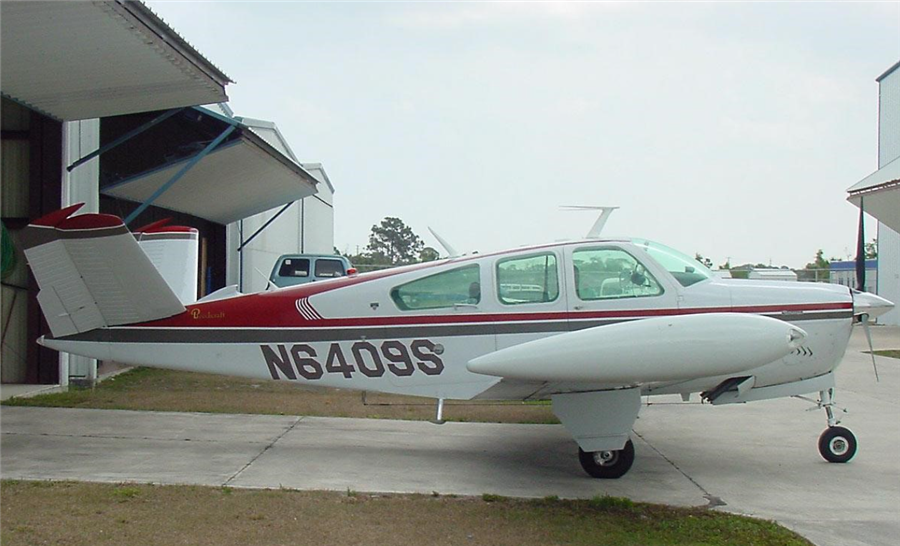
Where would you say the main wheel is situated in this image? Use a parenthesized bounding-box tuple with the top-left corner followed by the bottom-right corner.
(818, 426, 857, 463)
(578, 439, 635, 479)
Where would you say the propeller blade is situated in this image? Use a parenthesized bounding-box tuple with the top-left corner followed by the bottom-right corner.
(860, 314, 880, 382)
(855, 196, 866, 291)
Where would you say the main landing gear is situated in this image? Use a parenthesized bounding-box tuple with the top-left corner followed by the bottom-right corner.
(816, 388, 857, 463)
(578, 439, 635, 479)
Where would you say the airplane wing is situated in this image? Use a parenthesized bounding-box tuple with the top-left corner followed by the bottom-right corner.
(467, 313, 806, 384)
(467, 313, 806, 453)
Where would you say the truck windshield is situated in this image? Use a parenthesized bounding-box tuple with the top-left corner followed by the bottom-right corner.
(630, 239, 712, 287)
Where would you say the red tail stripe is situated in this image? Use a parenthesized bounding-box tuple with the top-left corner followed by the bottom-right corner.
(31, 203, 85, 227)
(57, 214, 123, 230)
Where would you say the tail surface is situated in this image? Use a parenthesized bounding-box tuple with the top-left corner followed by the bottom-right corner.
(21, 204, 186, 338)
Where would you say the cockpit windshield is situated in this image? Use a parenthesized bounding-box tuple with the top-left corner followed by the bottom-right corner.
(630, 239, 713, 287)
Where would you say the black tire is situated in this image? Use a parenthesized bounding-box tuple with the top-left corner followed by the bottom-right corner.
(578, 439, 635, 479)
(818, 426, 857, 463)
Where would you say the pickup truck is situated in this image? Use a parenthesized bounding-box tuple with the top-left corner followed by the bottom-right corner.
(269, 254, 355, 288)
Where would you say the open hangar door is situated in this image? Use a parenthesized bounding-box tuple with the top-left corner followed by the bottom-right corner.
(98, 106, 320, 300)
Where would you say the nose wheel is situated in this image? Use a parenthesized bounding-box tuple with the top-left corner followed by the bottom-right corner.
(817, 388, 857, 463)
(578, 439, 635, 479)
(818, 426, 857, 463)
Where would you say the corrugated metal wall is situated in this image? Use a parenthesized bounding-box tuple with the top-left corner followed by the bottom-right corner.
(1, 99, 32, 382)
(879, 71, 900, 166)
(877, 68, 900, 326)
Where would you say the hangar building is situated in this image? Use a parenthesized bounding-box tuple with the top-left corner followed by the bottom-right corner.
(1, 1, 335, 388)
(848, 61, 900, 326)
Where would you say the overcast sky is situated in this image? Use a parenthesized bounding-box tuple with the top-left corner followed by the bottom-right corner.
(147, 0, 899, 268)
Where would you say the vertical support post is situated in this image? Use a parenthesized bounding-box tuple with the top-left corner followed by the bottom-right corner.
(124, 124, 236, 226)
(856, 196, 866, 291)
(238, 220, 244, 293)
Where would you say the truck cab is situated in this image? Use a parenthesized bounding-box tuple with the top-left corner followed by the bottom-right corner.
(269, 254, 353, 288)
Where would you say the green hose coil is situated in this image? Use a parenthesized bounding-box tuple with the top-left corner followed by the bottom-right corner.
(1, 220, 16, 280)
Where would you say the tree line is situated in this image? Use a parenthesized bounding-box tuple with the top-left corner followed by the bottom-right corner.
(338, 217, 440, 269)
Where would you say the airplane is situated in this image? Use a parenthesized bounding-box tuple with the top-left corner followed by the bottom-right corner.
(19, 204, 894, 479)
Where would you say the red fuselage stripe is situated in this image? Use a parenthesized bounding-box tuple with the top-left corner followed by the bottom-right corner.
(146, 302, 852, 329)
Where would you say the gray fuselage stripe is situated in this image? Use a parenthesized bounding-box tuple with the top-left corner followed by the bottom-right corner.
(53, 311, 851, 344)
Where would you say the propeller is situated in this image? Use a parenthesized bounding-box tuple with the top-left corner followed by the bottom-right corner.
(855, 196, 866, 292)
(853, 196, 880, 382)
(852, 290, 895, 382)
(859, 313, 880, 382)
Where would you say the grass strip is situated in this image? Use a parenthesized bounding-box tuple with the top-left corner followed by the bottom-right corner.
(871, 349, 900, 359)
(0, 480, 810, 546)
(3, 367, 559, 424)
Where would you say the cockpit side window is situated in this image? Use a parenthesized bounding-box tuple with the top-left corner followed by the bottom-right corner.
(391, 265, 481, 310)
(573, 247, 663, 300)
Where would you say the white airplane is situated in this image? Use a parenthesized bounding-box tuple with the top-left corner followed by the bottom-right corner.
(21, 204, 894, 479)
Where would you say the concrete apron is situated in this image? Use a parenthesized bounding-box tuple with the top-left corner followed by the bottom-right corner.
(1, 327, 898, 546)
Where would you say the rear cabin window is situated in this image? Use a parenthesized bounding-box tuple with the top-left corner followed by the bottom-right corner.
(572, 248, 663, 300)
(391, 265, 481, 310)
(315, 259, 345, 278)
(278, 258, 310, 278)
(497, 253, 559, 305)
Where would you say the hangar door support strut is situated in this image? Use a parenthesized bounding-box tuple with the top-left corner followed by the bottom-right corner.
(237, 202, 294, 252)
(66, 108, 185, 172)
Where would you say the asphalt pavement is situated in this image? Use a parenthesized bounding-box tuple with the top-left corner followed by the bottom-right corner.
(1, 326, 898, 546)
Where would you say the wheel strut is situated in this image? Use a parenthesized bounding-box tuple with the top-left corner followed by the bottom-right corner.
(817, 388, 857, 463)
(820, 388, 839, 427)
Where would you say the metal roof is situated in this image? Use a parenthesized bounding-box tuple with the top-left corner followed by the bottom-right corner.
(847, 155, 900, 193)
(847, 156, 900, 233)
(235, 116, 301, 164)
(876, 60, 900, 83)
(300, 163, 336, 194)
(830, 260, 877, 271)
(0, 1, 232, 121)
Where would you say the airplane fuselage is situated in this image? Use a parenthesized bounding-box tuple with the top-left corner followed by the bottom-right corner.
(44, 239, 854, 403)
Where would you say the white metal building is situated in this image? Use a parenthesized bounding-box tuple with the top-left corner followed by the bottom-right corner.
(848, 61, 900, 326)
(222, 107, 336, 295)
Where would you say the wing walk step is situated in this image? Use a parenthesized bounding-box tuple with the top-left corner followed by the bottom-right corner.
(701, 376, 753, 403)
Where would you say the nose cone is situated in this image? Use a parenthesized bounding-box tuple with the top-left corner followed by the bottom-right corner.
(853, 291, 895, 319)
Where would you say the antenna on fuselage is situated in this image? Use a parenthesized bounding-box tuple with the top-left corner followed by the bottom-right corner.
(428, 227, 459, 258)
(561, 206, 619, 238)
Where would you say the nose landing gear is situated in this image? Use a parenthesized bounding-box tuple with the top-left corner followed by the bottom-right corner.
(816, 388, 857, 463)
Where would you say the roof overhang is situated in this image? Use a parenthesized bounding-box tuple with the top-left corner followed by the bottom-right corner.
(847, 157, 900, 233)
(0, 1, 232, 121)
(100, 108, 318, 225)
